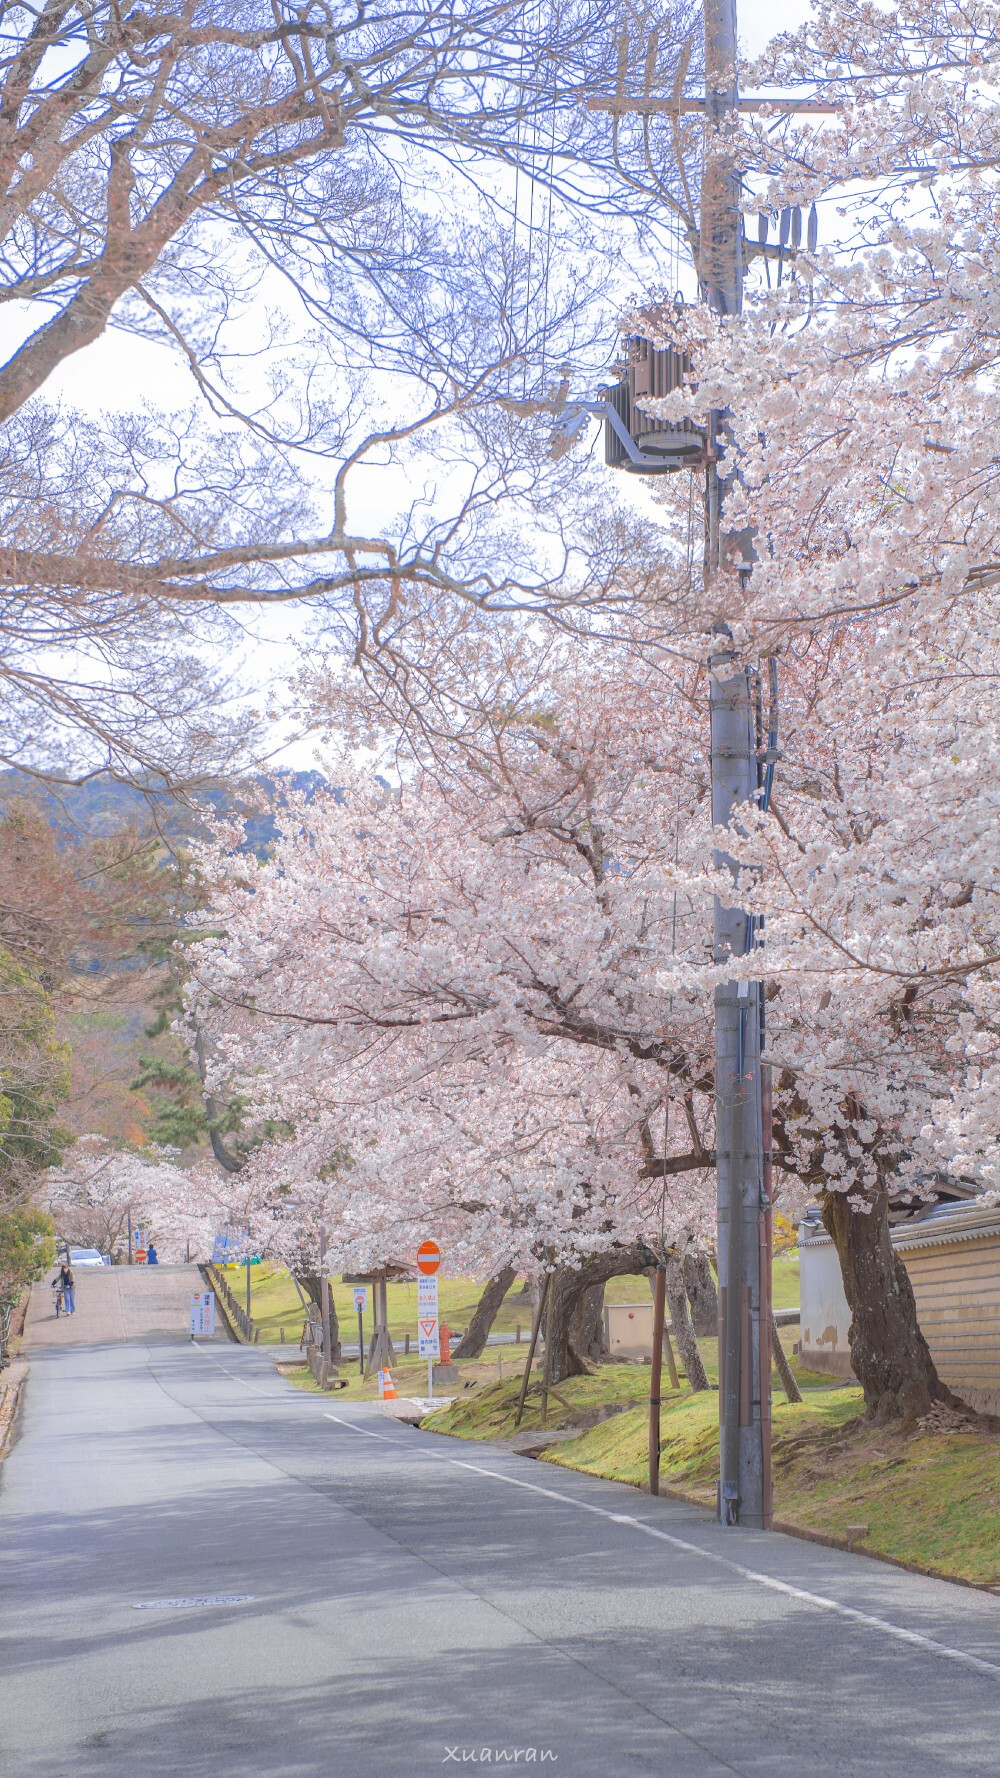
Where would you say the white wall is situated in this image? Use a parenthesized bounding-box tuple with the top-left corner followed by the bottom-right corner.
(798, 1238, 853, 1378)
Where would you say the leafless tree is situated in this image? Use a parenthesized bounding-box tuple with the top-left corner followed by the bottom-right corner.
(0, 0, 701, 784)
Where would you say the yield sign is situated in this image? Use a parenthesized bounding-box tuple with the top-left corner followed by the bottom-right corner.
(419, 1319, 437, 1338)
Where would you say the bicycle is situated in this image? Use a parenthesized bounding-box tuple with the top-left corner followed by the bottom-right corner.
(52, 1285, 66, 1317)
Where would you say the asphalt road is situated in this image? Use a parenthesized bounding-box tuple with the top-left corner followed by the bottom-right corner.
(24, 1264, 205, 1346)
(3, 1340, 1000, 1778)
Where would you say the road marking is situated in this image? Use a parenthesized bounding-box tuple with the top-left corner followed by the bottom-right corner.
(134, 1595, 255, 1610)
(190, 1354, 1000, 1686)
(320, 1411, 1000, 1684)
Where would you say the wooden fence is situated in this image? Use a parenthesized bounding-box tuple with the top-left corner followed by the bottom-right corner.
(205, 1263, 259, 1344)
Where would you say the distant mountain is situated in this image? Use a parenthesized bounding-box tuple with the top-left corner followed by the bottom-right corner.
(0, 768, 334, 858)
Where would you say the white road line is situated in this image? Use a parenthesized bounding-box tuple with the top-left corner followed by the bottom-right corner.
(321, 1411, 1000, 1685)
(191, 1346, 274, 1390)
(189, 1355, 1000, 1686)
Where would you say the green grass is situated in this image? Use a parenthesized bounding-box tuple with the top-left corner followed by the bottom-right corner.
(277, 1346, 522, 1403)
(771, 1252, 800, 1311)
(242, 1256, 800, 1348)
(241, 1266, 534, 1347)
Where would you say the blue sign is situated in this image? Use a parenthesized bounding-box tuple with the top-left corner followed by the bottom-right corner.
(212, 1231, 246, 1264)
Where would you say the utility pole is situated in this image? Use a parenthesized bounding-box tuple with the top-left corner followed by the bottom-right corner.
(701, 0, 771, 1532)
(585, 0, 795, 1527)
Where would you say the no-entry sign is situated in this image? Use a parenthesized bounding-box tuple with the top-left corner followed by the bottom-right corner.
(416, 1240, 441, 1276)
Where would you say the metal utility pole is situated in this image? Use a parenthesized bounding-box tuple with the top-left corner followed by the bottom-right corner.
(579, 0, 835, 1523)
(701, 0, 771, 1531)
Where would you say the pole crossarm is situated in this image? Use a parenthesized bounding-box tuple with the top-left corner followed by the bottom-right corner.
(556, 398, 683, 470)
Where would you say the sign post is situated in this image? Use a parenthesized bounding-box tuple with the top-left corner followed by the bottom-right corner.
(189, 1292, 215, 1339)
(353, 1285, 368, 1375)
(416, 1240, 441, 1398)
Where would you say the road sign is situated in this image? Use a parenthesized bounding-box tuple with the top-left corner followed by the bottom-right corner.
(212, 1230, 243, 1264)
(417, 1273, 440, 1358)
(416, 1239, 440, 1275)
(353, 1286, 368, 1312)
(189, 1292, 215, 1338)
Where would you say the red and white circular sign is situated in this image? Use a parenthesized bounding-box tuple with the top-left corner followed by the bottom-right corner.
(416, 1240, 441, 1276)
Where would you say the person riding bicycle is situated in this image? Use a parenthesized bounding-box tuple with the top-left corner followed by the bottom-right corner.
(52, 1258, 76, 1316)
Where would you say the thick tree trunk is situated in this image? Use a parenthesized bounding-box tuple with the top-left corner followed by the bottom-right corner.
(570, 1282, 610, 1363)
(822, 1185, 955, 1424)
(683, 1250, 718, 1337)
(544, 1244, 657, 1384)
(664, 1253, 710, 1392)
(298, 1269, 342, 1364)
(453, 1266, 517, 1360)
(545, 1268, 592, 1383)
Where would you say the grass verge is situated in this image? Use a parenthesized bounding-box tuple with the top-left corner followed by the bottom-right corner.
(276, 1348, 519, 1403)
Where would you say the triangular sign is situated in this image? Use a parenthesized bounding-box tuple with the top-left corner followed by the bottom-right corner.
(419, 1319, 437, 1336)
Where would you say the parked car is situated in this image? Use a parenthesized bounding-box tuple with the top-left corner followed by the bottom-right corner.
(67, 1248, 110, 1268)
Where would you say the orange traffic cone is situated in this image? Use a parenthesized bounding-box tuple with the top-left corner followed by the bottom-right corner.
(381, 1369, 397, 1400)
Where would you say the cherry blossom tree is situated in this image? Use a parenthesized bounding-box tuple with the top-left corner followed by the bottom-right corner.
(560, 0, 1000, 1420)
(43, 1135, 216, 1262)
(708, 613, 1000, 1418)
(186, 636, 724, 1377)
(195, 587, 1000, 1414)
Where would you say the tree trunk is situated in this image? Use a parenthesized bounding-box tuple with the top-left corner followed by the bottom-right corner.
(664, 1253, 710, 1392)
(683, 1250, 718, 1336)
(570, 1282, 610, 1363)
(770, 1315, 802, 1404)
(545, 1268, 592, 1383)
(822, 1185, 956, 1424)
(453, 1266, 516, 1360)
(544, 1244, 657, 1384)
(298, 1269, 342, 1363)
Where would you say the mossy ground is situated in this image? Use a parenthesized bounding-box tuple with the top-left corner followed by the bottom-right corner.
(276, 1347, 522, 1403)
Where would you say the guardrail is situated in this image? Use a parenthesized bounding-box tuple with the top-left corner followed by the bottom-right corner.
(204, 1263, 259, 1344)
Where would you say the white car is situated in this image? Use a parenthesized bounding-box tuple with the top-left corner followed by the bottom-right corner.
(67, 1248, 110, 1268)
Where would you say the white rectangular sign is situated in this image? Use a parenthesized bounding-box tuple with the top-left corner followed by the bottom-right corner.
(190, 1292, 215, 1338)
(417, 1275, 440, 1358)
(353, 1286, 368, 1312)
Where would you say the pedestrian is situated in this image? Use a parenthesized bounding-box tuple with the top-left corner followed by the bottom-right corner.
(146, 1243, 158, 1265)
(53, 1257, 76, 1315)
